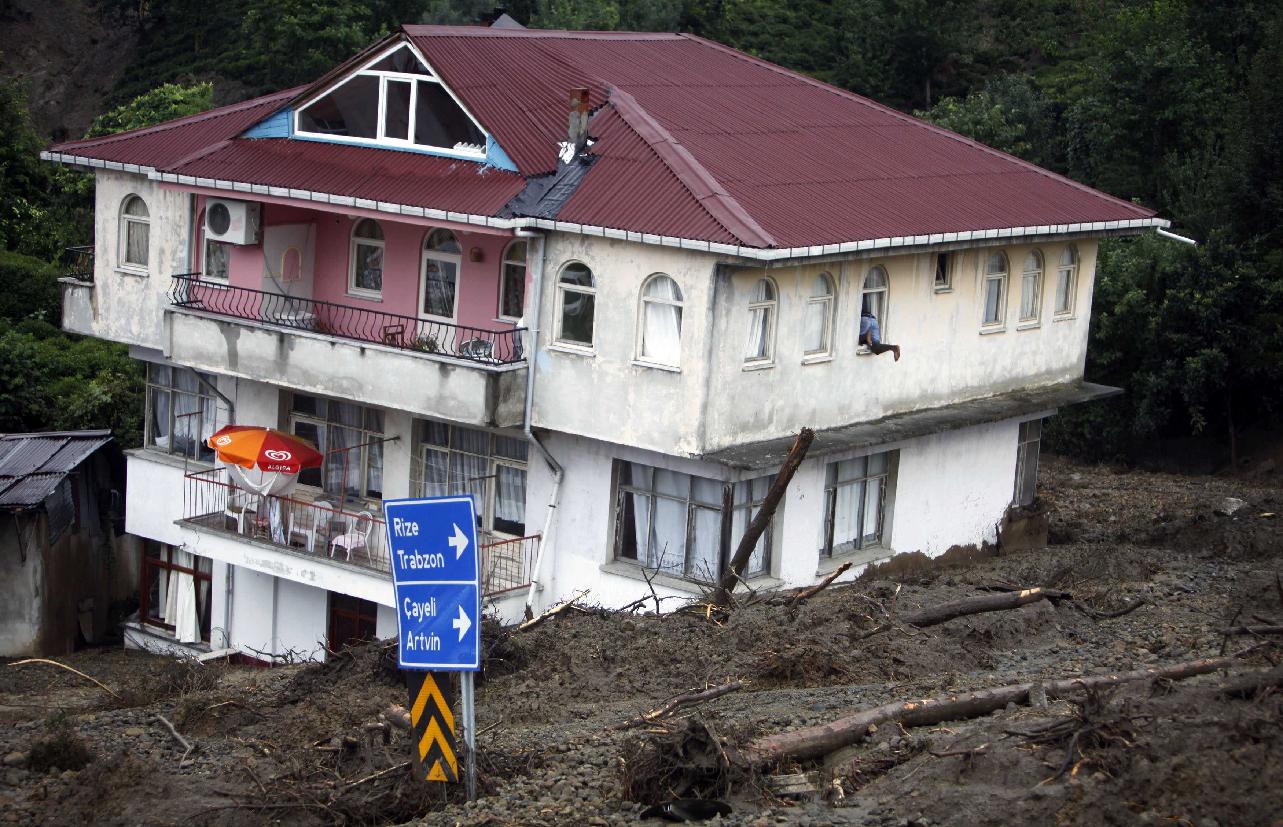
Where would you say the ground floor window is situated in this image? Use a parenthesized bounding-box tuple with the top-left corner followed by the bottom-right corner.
(1013, 419, 1042, 506)
(328, 592, 378, 650)
(822, 451, 895, 557)
(412, 421, 528, 537)
(141, 542, 212, 644)
(614, 460, 774, 583)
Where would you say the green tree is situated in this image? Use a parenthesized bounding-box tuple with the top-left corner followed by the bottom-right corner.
(85, 82, 214, 138)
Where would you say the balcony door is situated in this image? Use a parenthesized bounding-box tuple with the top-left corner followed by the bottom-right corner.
(419, 228, 462, 322)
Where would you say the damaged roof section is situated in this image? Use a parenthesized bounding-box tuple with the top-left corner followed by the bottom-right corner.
(0, 430, 114, 510)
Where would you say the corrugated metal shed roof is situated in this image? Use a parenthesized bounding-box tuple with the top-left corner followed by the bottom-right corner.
(0, 431, 113, 509)
(46, 26, 1159, 251)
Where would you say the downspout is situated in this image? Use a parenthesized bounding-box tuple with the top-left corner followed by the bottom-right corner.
(1156, 227, 1198, 246)
(515, 229, 563, 618)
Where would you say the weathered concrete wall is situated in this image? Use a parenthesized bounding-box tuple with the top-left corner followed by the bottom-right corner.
(166, 310, 526, 428)
(702, 241, 1098, 452)
(0, 520, 44, 655)
(529, 235, 721, 456)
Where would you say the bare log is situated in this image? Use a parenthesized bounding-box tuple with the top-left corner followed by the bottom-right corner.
(1219, 666, 1283, 698)
(518, 589, 589, 632)
(8, 658, 121, 699)
(898, 587, 1070, 628)
(789, 563, 852, 608)
(744, 655, 1242, 764)
(714, 428, 814, 606)
(381, 705, 411, 731)
(612, 680, 745, 731)
(1218, 625, 1283, 636)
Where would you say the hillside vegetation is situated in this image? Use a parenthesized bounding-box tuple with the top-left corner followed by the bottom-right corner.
(1, 0, 1280, 464)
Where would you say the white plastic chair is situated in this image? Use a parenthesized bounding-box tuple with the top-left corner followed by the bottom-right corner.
(224, 490, 256, 534)
(289, 500, 333, 554)
(330, 511, 374, 562)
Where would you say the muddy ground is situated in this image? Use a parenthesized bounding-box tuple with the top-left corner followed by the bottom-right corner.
(1, 455, 1281, 826)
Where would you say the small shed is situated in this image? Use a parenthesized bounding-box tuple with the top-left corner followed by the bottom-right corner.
(0, 430, 134, 655)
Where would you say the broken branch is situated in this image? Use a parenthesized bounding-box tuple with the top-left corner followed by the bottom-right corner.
(789, 562, 852, 608)
(612, 680, 745, 731)
(518, 589, 589, 632)
(898, 588, 1070, 628)
(8, 658, 121, 699)
(156, 714, 197, 767)
(1078, 598, 1148, 620)
(743, 654, 1253, 764)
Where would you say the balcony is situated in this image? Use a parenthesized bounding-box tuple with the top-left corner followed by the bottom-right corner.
(180, 467, 539, 597)
(63, 245, 95, 283)
(165, 274, 529, 428)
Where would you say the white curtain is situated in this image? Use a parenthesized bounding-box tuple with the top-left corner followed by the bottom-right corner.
(495, 465, 526, 534)
(1056, 269, 1073, 312)
(1021, 272, 1040, 319)
(803, 299, 828, 353)
(745, 305, 769, 359)
(163, 548, 201, 644)
(651, 497, 687, 575)
(125, 220, 149, 266)
(984, 278, 1003, 323)
(642, 277, 683, 365)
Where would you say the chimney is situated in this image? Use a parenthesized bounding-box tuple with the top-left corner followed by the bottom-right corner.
(566, 88, 590, 157)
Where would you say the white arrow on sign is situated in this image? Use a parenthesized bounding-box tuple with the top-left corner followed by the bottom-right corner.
(452, 605, 472, 641)
(448, 523, 469, 559)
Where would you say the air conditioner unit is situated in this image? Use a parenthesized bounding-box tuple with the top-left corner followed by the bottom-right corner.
(204, 198, 261, 245)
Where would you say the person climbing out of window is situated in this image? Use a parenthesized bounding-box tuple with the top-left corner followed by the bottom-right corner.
(860, 310, 901, 361)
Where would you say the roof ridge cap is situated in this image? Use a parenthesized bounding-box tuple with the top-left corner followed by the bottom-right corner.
(606, 86, 776, 248)
(51, 86, 301, 152)
(403, 25, 683, 39)
(677, 33, 1156, 218)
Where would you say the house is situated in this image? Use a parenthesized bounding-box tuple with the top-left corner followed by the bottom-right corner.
(40, 24, 1166, 661)
(0, 430, 134, 656)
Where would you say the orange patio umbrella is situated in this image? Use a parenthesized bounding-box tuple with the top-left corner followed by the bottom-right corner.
(206, 425, 324, 475)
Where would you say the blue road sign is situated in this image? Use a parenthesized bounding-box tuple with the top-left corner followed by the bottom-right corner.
(383, 495, 481, 671)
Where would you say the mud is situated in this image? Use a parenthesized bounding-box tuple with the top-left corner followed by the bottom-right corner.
(0, 455, 1279, 826)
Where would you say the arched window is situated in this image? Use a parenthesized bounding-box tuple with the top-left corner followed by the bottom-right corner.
(348, 219, 384, 297)
(1055, 246, 1078, 316)
(420, 228, 461, 320)
(120, 195, 150, 271)
(803, 272, 836, 357)
(499, 240, 527, 321)
(744, 278, 777, 364)
(638, 274, 684, 366)
(556, 262, 596, 347)
(1019, 250, 1044, 323)
(861, 266, 889, 338)
(982, 251, 1009, 327)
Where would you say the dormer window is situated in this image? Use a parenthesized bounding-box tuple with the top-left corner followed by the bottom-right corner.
(295, 44, 486, 157)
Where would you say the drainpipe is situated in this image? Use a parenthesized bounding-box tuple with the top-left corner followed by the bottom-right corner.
(191, 369, 235, 425)
(515, 229, 563, 618)
(1156, 227, 1198, 246)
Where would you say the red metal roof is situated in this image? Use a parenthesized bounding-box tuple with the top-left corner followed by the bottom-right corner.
(47, 26, 1159, 251)
(167, 139, 525, 216)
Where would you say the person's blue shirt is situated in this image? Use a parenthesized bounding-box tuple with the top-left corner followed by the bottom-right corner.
(859, 313, 881, 343)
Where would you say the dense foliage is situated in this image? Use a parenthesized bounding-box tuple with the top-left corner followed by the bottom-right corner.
(2, 0, 1281, 464)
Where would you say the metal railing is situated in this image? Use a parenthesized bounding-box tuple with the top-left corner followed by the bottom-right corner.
(181, 468, 539, 596)
(64, 245, 94, 283)
(169, 274, 526, 365)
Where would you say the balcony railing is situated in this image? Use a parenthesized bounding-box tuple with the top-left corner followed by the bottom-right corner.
(64, 245, 94, 283)
(169, 274, 525, 365)
(181, 468, 538, 597)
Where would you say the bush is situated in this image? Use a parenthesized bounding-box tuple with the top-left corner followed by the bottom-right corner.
(0, 249, 61, 325)
(27, 717, 94, 772)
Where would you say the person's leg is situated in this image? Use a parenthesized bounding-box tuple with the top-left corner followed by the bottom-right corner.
(868, 341, 895, 355)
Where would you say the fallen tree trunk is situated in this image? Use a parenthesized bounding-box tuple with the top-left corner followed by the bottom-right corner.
(744, 655, 1245, 764)
(1218, 625, 1283, 636)
(381, 705, 411, 731)
(898, 588, 1070, 628)
(1219, 665, 1283, 698)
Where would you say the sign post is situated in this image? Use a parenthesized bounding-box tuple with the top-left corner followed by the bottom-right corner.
(383, 495, 481, 799)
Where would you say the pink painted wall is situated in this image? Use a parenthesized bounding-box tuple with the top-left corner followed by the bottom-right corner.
(195, 196, 520, 332)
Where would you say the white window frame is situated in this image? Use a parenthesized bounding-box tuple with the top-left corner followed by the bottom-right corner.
(932, 251, 953, 292)
(497, 240, 527, 322)
(413, 422, 529, 539)
(743, 277, 778, 367)
(858, 265, 890, 352)
(1018, 249, 1044, 326)
(554, 261, 597, 351)
(802, 272, 836, 360)
(118, 194, 150, 274)
(292, 42, 489, 160)
(1054, 246, 1079, 318)
(635, 273, 684, 369)
(288, 394, 385, 503)
(1013, 419, 1042, 506)
(981, 251, 1009, 330)
(145, 363, 218, 462)
(821, 451, 895, 558)
(204, 237, 231, 282)
(347, 219, 385, 299)
(419, 229, 462, 323)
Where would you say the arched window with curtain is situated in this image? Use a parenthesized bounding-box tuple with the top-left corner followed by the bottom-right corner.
(1019, 250, 1044, 323)
(420, 228, 461, 319)
(1055, 246, 1078, 316)
(556, 262, 596, 347)
(861, 266, 889, 341)
(803, 272, 836, 357)
(499, 240, 527, 320)
(348, 219, 384, 296)
(120, 195, 150, 271)
(982, 251, 1009, 327)
(637, 274, 684, 366)
(744, 278, 777, 364)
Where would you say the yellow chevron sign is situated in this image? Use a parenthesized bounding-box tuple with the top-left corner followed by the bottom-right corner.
(407, 672, 458, 783)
